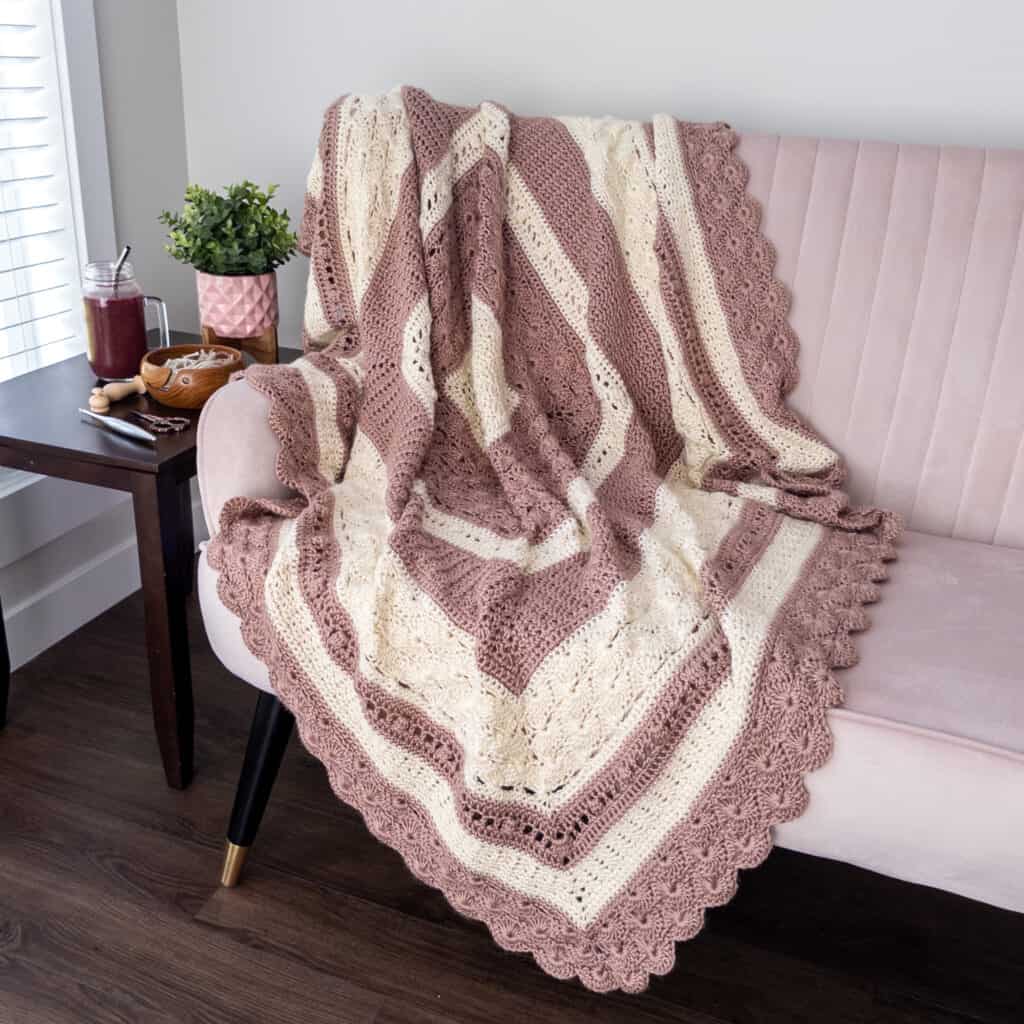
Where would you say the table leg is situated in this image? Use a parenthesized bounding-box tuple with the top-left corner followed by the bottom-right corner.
(0, 590, 9, 728)
(132, 472, 195, 789)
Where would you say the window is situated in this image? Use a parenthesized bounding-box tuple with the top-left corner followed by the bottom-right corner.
(0, 0, 111, 384)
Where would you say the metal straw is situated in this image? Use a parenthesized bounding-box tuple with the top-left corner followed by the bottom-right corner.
(113, 244, 131, 295)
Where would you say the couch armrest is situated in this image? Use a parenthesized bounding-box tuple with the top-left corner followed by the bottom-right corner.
(197, 377, 293, 535)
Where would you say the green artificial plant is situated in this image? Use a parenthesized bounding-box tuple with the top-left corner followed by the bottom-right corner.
(159, 181, 298, 276)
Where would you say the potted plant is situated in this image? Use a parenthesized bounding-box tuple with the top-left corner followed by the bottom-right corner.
(160, 182, 297, 361)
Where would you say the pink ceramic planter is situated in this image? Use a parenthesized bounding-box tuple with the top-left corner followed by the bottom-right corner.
(196, 270, 279, 338)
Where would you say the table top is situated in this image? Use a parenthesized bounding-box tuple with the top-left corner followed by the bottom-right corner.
(0, 332, 299, 476)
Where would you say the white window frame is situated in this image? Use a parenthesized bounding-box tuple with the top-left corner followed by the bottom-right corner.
(52, 0, 115, 265)
(0, 0, 116, 500)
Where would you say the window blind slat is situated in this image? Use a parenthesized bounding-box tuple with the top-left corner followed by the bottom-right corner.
(0, 59, 48, 90)
(0, 279, 72, 327)
(3, 200, 64, 238)
(0, 255, 64, 299)
(1, 173, 60, 207)
(1, 308, 78, 357)
(0, 113, 62, 150)
(0, 90, 48, 118)
(0, 332, 80, 384)
(4, 1, 47, 27)
(0, 231, 71, 268)
(0, 149, 58, 178)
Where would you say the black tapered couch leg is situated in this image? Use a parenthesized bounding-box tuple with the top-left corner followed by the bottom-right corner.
(1, 592, 10, 728)
(220, 690, 294, 887)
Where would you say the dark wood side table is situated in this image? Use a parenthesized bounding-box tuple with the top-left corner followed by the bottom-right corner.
(0, 333, 296, 789)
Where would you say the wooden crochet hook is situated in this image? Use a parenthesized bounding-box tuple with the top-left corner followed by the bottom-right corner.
(88, 374, 146, 413)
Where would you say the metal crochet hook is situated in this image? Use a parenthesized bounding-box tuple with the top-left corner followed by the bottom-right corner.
(79, 408, 157, 444)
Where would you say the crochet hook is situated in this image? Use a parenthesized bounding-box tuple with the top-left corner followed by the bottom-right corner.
(79, 408, 158, 445)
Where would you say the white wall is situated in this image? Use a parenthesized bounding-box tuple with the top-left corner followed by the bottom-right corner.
(176, 0, 1024, 335)
(95, 0, 196, 333)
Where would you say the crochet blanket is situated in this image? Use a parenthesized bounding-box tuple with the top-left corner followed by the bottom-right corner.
(209, 87, 900, 993)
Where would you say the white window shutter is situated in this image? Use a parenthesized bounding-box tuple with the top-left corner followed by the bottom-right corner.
(0, 0, 88, 383)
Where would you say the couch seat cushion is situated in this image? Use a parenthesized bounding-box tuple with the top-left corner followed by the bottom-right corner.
(839, 529, 1024, 753)
(776, 530, 1024, 912)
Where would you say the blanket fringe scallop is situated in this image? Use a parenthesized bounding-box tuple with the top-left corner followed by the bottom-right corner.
(208, 97, 901, 994)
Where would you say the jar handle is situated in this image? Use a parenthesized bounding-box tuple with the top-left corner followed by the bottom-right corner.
(143, 295, 171, 348)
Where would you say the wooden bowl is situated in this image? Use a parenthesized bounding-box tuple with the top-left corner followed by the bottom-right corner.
(140, 343, 243, 409)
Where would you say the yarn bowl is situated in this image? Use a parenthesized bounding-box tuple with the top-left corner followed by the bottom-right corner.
(140, 343, 243, 409)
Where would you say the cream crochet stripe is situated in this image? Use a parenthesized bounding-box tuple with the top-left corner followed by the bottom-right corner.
(210, 86, 900, 993)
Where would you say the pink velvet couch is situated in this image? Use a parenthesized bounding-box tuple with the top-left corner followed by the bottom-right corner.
(196, 132, 1024, 914)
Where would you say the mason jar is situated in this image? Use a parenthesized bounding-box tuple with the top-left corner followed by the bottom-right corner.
(82, 260, 169, 380)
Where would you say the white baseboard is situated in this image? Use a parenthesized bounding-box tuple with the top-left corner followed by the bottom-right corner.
(3, 485, 208, 672)
(0, 471, 127, 568)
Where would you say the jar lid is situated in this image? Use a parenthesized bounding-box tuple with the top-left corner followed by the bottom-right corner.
(84, 260, 136, 284)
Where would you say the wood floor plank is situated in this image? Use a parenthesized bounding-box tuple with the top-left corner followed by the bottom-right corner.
(0, 894, 381, 1024)
(0, 783, 382, 1023)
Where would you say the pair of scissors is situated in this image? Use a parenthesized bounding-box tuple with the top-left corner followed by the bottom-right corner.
(127, 410, 191, 434)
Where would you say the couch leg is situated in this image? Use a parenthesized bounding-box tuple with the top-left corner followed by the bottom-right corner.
(1, 590, 10, 728)
(220, 691, 294, 887)
(220, 841, 248, 887)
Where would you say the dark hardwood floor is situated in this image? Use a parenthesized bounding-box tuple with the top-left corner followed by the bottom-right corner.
(1, 589, 1021, 1023)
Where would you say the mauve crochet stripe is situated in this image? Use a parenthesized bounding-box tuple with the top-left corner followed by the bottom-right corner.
(208, 87, 900, 992)
(303, 99, 359, 352)
(674, 121, 823, 449)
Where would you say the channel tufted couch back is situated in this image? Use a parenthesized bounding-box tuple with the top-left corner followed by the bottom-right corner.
(739, 136, 1024, 548)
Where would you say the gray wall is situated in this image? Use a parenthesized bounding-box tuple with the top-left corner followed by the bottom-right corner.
(176, 0, 1024, 337)
(95, 0, 196, 333)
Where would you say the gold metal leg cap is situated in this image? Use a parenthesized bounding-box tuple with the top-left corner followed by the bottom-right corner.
(220, 841, 249, 887)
